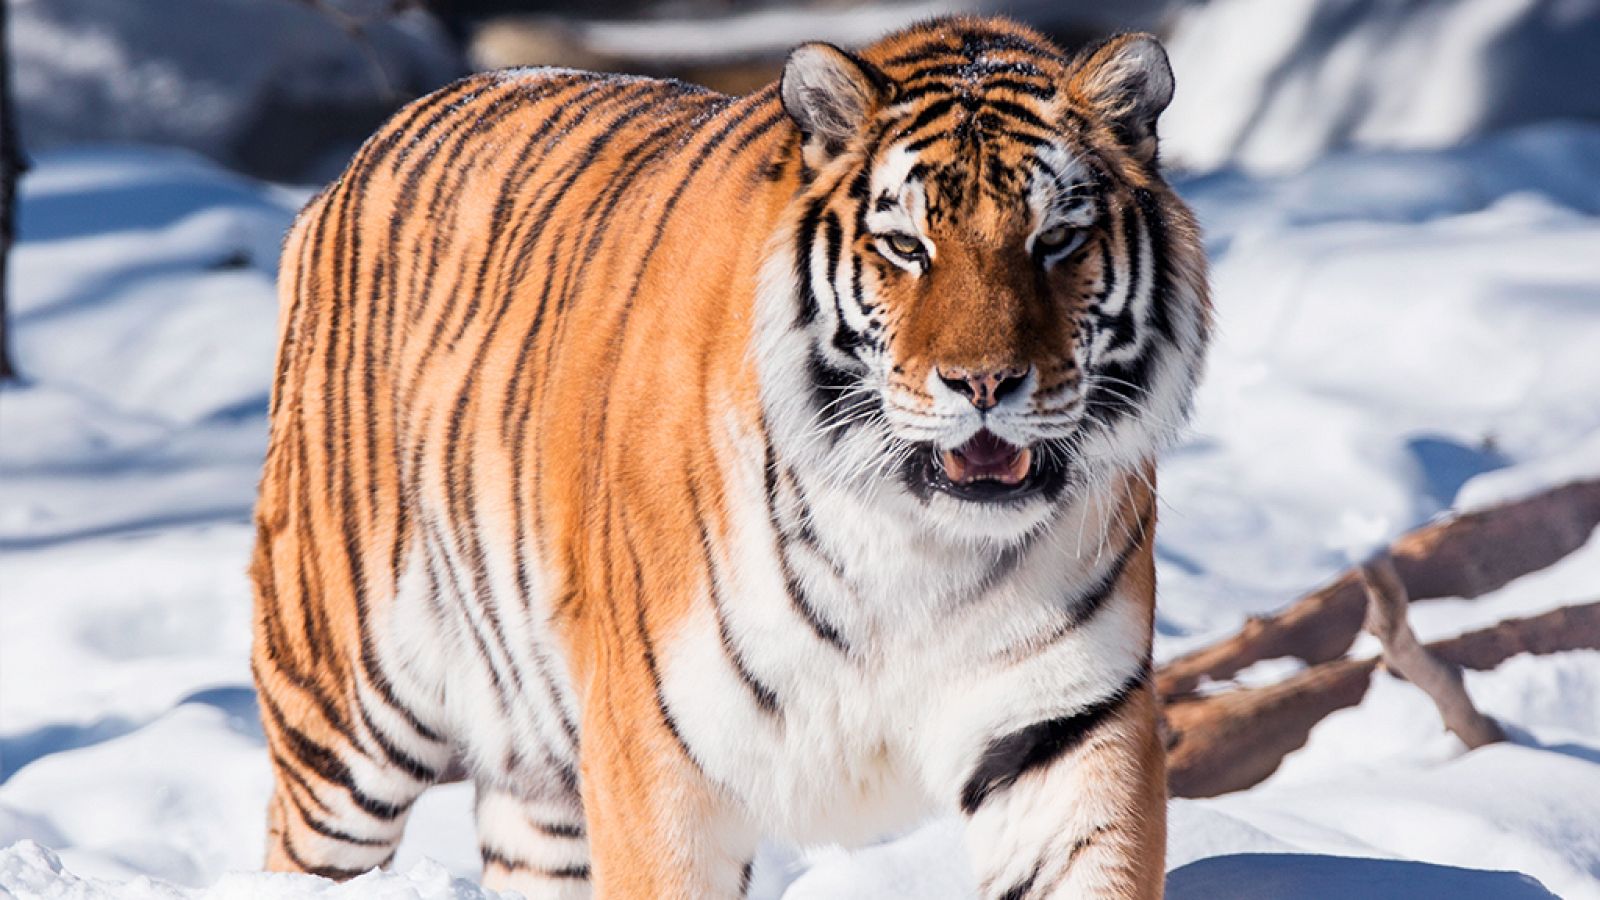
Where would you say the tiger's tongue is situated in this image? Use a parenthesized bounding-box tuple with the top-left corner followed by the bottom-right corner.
(941, 430, 1031, 485)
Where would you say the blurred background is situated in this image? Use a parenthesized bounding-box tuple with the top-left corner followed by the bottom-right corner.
(3, 1, 1600, 898)
(12, 0, 1600, 181)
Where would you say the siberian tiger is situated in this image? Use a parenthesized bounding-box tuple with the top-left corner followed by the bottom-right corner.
(251, 15, 1209, 900)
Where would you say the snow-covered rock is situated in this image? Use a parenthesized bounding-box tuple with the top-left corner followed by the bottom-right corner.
(11, 0, 463, 180)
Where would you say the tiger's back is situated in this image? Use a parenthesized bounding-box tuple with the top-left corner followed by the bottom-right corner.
(255, 69, 794, 887)
(255, 17, 1208, 900)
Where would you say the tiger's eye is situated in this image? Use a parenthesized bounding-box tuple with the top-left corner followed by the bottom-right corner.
(1036, 225, 1075, 250)
(884, 233, 925, 259)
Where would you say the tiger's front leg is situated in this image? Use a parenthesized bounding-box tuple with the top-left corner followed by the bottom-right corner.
(957, 674, 1167, 900)
(576, 667, 758, 899)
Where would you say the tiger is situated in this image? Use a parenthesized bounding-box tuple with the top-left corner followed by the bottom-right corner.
(250, 14, 1210, 900)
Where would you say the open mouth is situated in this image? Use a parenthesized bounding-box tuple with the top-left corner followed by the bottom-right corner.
(912, 429, 1067, 503)
(941, 430, 1031, 487)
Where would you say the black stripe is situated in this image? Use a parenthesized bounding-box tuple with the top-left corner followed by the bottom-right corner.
(419, 531, 579, 794)
(250, 628, 352, 762)
(279, 828, 372, 881)
(983, 77, 1055, 99)
(528, 816, 586, 840)
(417, 523, 516, 722)
(1029, 825, 1113, 897)
(761, 436, 851, 655)
(409, 79, 657, 413)
(959, 668, 1148, 814)
(272, 749, 335, 817)
(480, 845, 590, 879)
(1090, 232, 1116, 309)
(822, 211, 866, 357)
(388, 78, 495, 172)
(822, 211, 843, 302)
(450, 83, 693, 347)
(1059, 504, 1152, 630)
(1119, 198, 1146, 320)
(356, 639, 449, 745)
(993, 862, 1040, 900)
(978, 96, 1051, 132)
(897, 96, 961, 142)
(955, 28, 1058, 61)
(290, 424, 339, 673)
(1086, 202, 1154, 427)
(805, 348, 873, 442)
(1134, 188, 1177, 343)
(259, 691, 409, 821)
(903, 130, 949, 154)
(353, 691, 442, 783)
(620, 515, 704, 771)
(688, 480, 783, 716)
(1103, 199, 1147, 359)
(967, 531, 1040, 602)
(780, 476, 850, 587)
(793, 197, 825, 327)
(1006, 501, 1153, 659)
(882, 43, 965, 67)
(288, 791, 393, 848)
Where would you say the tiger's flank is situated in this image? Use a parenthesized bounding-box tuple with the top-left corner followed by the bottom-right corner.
(251, 15, 1210, 899)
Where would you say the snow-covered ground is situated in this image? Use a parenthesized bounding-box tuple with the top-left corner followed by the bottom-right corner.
(3, 124, 1599, 897)
(1159, 0, 1600, 172)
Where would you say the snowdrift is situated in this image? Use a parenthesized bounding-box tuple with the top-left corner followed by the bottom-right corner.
(3, 123, 1598, 900)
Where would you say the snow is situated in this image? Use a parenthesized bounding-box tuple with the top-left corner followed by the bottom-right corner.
(1152, 121, 1600, 654)
(1160, 0, 1600, 172)
(0, 841, 504, 900)
(3, 97, 1599, 900)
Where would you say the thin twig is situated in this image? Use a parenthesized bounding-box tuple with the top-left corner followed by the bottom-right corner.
(1360, 550, 1506, 749)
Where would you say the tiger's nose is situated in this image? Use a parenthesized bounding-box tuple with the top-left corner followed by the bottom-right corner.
(936, 365, 1031, 410)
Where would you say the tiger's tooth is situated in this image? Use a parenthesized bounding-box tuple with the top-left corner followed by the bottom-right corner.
(941, 449, 969, 483)
(1002, 447, 1032, 485)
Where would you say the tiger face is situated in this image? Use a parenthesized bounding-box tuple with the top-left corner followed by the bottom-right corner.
(767, 22, 1210, 534)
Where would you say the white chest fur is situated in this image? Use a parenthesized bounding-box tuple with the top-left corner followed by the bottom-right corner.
(658, 426, 1149, 844)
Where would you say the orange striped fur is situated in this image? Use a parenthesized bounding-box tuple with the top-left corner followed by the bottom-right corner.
(252, 17, 1209, 899)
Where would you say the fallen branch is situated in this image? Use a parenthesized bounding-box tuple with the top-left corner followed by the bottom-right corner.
(1157, 479, 1600, 699)
(1164, 599, 1600, 798)
(1360, 551, 1505, 749)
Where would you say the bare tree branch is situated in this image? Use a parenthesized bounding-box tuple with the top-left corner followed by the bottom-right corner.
(1361, 551, 1506, 749)
(1158, 479, 1600, 699)
(1164, 600, 1600, 798)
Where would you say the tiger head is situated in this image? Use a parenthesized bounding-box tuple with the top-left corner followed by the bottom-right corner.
(761, 19, 1210, 535)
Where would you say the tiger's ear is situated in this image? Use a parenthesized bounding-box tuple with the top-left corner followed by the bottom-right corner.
(1069, 33, 1175, 165)
(781, 42, 890, 171)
